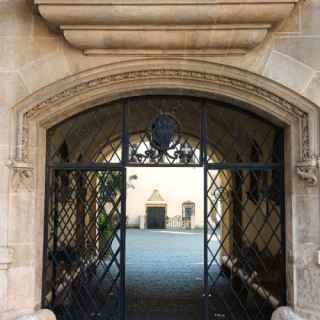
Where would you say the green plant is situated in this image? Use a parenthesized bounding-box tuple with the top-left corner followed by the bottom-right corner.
(97, 171, 121, 242)
(100, 172, 121, 200)
(98, 211, 113, 238)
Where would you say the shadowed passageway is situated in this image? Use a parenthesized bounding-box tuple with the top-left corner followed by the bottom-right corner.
(42, 95, 285, 320)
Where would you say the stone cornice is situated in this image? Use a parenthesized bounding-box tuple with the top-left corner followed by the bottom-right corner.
(34, 0, 298, 56)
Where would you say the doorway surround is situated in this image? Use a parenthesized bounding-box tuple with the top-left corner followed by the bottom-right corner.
(8, 59, 320, 320)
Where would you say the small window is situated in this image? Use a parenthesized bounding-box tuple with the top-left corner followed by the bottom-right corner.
(182, 202, 195, 218)
(184, 207, 193, 217)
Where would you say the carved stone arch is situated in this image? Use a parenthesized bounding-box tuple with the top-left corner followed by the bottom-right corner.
(9, 58, 320, 315)
(12, 59, 319, 162)
(8, 59, 320, 319)
(11, 59, 320, 187)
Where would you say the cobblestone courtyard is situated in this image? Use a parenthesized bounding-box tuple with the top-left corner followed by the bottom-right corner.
(126, 229, 208, 320)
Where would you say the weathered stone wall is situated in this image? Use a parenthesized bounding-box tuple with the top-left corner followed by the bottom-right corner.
(0, 1, 320, 320)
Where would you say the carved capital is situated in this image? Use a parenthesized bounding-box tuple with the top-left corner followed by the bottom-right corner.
(6, 161, 34, 192)
(296, 160, 318, 186)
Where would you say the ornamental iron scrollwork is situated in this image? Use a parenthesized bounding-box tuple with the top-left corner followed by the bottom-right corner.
(130, 113, 195, 163)
(150, 113, 180, 154)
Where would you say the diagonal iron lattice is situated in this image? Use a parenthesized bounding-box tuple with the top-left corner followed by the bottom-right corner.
(128, 133, 201, 165)
(205, 168, 285, 320)
(47, 105, 123, 165)
(127, 95, 203, 166)
(206, 104, 283, 164)
(43, 168, 124, 320)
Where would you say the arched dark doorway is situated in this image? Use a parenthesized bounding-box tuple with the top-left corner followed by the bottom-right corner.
(42, 95, 286, 320)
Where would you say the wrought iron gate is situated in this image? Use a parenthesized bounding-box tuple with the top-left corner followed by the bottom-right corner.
(204, 166, 286, 320)
(43, 167, 126, 320)
(43, 95, 286, 320)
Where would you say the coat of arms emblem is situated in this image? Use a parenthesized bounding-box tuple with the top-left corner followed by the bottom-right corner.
(149, 114, 180, 154)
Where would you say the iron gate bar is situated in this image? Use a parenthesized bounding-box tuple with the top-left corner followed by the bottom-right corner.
(205, 167, 286, 320)
(122, 101, 129, 165)
(279, 134, 287, 306)
(48, 164, 124, 170)
(207, 163, 282, 170)
(42, 164, 51, 307)
(203, 107, 209, 320)
(120, 167, 126, 320)
(209, 168, 282, 253)
(200, 100, 207, 166)
(121, 101, 128, 320)
(207, 170, 277, 272)
(126, 163, 203, 168)
(43, 167, 124, 320)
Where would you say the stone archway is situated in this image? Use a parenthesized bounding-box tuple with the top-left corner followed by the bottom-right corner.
(8, 59, 320, 320)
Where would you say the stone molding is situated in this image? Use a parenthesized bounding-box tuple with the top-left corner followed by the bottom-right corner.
(0, 247, 14, 270)
(12, 60, 319, 182)
(33, 0, 298, 55)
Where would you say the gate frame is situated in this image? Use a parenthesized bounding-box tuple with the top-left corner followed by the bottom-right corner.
(9, 59, 320, 319)
(43, 99, 286, 320)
